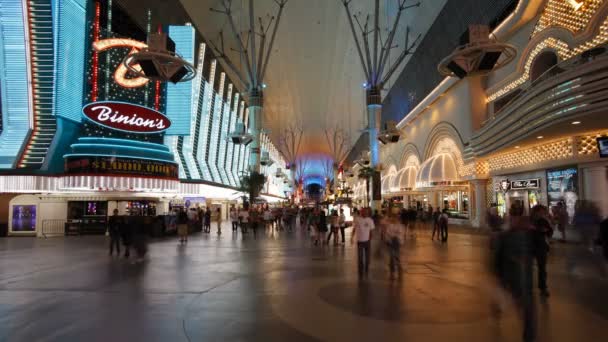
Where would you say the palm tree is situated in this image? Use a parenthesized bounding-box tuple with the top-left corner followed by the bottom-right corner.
(238, 171, 267, 206)
(358, 166, 377, 206)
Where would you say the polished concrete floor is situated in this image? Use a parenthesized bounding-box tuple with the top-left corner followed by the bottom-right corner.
(0, 222, 606, 342)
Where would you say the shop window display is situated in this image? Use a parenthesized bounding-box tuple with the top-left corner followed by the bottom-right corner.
(68, 201, 108, 234)
(125, 201, 157, 216)
(11, 205, 36, 232)
(441, 190, 469, 219)
(547, 167, 578, 223)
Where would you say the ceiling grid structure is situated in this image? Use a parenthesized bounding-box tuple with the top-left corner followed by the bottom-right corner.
(179, 0, 446, 159)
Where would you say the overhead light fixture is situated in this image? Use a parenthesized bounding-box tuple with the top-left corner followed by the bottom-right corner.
(229, 121, 253, 145)
(378, 120, 401, 145)
(123, 32, 196, 84)
(537, 136, 544, 139)
(515, 146, 520, 149)
(571, 121, 581, 125)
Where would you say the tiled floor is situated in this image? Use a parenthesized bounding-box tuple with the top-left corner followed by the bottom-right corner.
(0, 222, 606, 341)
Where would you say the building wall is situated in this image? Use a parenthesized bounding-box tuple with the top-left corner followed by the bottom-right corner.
(376, 0, 608, 224)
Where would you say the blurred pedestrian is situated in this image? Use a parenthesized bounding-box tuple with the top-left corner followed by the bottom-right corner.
(439, 209, 449, 243)
(351, 208, 375, 279)
(327, 209, 339, 246)
(230, 205, 239, 233)
(250, 206, 260, 239)
(204, 208, 211, 234)
(531, 205, 553, 297)
(318, 209, 328, 245)
(187, 208, 198, 233)
(239, 204, 250, 234)
(385, 215, 404, 279)
(553, 201, 568, 242)
(494, 203, 537, 342)
(431, 207, 441, 240)
(121, 216, 134, 258)
(339, 209, 346, 245)
(216, 207, 222, 235)
(263, 207, 273, 230)
(108, 209, 121, 256)
(487, 205, 504, 232)
(178, 208, 188, 244)
(573, 200, 601, 252)
(133, 216, 149, 263)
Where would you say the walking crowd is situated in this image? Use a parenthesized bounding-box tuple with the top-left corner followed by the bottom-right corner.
(105, 198, 608, 342)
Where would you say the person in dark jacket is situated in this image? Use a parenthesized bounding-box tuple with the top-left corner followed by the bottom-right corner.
(431, 207, 441, 241)
(132, 216, 149, 263)
(120, 216, 134, 259)
(108, 209, 121, 256)
(494, 203, 537, 342)
(439, 209, 449, 243)
(530, 205, 553, 297)
(318, 209, 328, 245)
(204, 209, 211, 233)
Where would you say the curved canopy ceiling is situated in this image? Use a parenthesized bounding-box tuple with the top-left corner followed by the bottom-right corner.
(179, 0, 446, 161)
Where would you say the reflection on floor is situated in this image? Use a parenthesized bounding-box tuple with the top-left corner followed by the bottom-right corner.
(0, 222, 606, 341)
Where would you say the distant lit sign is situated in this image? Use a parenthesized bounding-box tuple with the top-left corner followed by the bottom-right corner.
(82, 101, 171, 134)
(92, 38, 149, 88)
(65, 156, 178, 179)
(511, 178, 540, 189)
(597, 137, 608, 158)
(566, 0, 584, 11)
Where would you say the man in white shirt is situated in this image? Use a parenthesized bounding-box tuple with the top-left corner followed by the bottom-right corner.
(230, 205, 239, 232)
(351, 208, 375, 278)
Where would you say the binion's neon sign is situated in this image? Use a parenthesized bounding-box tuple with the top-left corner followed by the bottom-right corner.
(82, 101, 171, 133)
(92, 38, 149, 88)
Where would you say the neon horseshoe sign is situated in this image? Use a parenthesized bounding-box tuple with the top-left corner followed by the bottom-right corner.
(93, 38, 150, 88)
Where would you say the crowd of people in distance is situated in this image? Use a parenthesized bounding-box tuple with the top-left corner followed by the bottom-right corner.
(105, 198, 608, 342)
(107, 209, 151, 264)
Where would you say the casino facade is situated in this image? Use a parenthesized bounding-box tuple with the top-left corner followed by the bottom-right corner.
(0, 0, 288, 236)
(348, 0, 608, 227)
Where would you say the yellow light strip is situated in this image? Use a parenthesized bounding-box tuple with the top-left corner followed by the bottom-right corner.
(488, 0, 607, 102)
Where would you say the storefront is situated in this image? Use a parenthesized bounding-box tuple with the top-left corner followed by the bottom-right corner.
(415, 153, 470, 221)
(493, 176, 544, 217)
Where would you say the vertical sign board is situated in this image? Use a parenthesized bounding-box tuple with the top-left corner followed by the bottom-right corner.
(547, 167, 578, 219)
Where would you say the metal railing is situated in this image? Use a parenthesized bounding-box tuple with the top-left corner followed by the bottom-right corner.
(41, 219, 68, 238)
(485, 45, 608, 126)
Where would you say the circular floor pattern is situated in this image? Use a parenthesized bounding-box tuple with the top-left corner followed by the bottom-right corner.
(318, 274, 498, 324)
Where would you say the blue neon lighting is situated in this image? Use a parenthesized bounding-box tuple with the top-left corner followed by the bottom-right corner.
(165, 25, 195, 136)
(0, 0, 32, 168)
(78, 137, 173, 150)
(53, 0, 87, 124)
(63, 153, 178, 164)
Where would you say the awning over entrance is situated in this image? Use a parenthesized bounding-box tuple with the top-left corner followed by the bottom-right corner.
(391, 165, 418, 192)
(415, 153, 460, 188)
